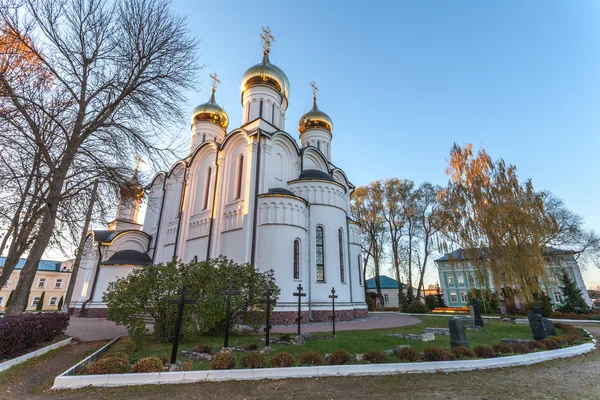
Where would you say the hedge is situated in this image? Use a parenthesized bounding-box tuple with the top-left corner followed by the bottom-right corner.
(0, 312, 70, 360)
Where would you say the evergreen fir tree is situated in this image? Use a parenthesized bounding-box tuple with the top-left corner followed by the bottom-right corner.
(5, 290, 14, 307)
(557, 269, 590, 314)
(57, 295, 64, 310)
(36, 291, 45, 311)
(398, 285, 408, 311)
(538, 293, 553, 317)
(434, 283, 446, 307)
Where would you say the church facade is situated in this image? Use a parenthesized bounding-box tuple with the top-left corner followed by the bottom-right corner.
(70, 30, 367, 322)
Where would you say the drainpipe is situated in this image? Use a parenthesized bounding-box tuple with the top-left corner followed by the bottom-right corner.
(250, 131, 262, 266)
(172, 166, 189, 261)
(151, 177, 168, 263)
(206, 152, 220, 260)
(80, 245, 103, 315)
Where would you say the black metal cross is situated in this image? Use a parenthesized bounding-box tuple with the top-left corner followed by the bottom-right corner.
(329, 287, 338, 336)
(259, 288, 276, 347)
(167, 285, 197, 364)
(293, 284, 306, 336)
(219, 279, 240, 348)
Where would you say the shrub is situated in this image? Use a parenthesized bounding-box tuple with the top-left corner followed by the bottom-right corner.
(531, 341, 548, 351)
(510, 344, 531, 354)
(87, 355, 130, 374)
(0, 312, 70, 360)
(423, 347, 450, 361)
(278, 334, 291, 342)
(240, 352, 266, 368)
(552, 336, 568, 346)
(473, 346, 497, 358)
(270, 352, 296, 368)
(363, 350, 387, 364)
(394, 347, 420, 362)
(299, 352, 325, 366)
(492, 344, 513, 354)
(131, 357, 164, 373)
(406, 301, 428, 314)
(540, 338, 560, 350)
(246, 344, 259, 351)
(452, 346, 475, 359)
(210, 352, 236, 370)
(328, 349, 352, 365)
(193, 344, 212, 354)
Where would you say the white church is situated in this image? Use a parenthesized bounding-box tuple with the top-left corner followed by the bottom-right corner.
(70, 29, 367, 323)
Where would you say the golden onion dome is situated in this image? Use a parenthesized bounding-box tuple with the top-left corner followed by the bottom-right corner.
(191, 90, 229, 130)
(119, 172, 144, 200)
(299, 98, 333, 134)
(241, 51, 290, 101)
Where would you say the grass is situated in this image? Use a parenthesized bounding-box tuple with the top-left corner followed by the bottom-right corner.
(0, 345, 70, 385)
(130, 317, 539, 370)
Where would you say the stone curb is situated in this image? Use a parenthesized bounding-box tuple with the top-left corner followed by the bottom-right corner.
(51, 342, 595, 389)
(0, 337, 72, 373)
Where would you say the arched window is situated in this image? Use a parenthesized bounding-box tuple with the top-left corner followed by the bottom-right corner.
(202, 133, 206, 143)
(338, 228, 345, 283)
(358, 255, 363, 285)
(202, 167, 211, 210)
(246, 102, 251, 122)
(316, 226, 325, 282)
(259, 100, 264, 118)
(317, 141, 321, 151)
(272, 103, 275, 123)
(293, 239, 300, 280)
(234, 154, 243, 200)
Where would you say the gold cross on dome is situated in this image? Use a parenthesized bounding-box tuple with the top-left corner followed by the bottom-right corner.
(310, 81, 318, 100)
(209, 73, 220, 92)
(260, 26, 275, 54)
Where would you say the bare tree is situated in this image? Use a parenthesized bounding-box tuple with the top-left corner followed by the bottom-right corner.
(0, 0, 200, 315)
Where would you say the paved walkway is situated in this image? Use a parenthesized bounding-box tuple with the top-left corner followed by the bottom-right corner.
(66, 317, 128, 341)
(271, 312, 421, 333)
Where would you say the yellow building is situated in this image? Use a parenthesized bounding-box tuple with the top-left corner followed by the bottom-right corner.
(0, 257, 72, 312)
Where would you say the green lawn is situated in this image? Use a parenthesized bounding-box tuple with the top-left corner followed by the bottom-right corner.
(131, 317, 545, 370)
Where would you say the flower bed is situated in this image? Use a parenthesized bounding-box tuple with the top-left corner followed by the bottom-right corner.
(0, 312, 70, 361)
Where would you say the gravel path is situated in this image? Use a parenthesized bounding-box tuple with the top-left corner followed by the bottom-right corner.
(1, 324, 598, 399)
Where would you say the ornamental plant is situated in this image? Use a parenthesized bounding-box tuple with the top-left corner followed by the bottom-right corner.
(103, 257, 280, 341)
(193, 344, 212, 354)
(210, 352, 236, 370)
(452, 346, 475, 359)
(492, 344, 513, 354)
(270, 352, 295, 368)
(363, 350, 387, 364)
(240, 352, 266, 369)
(87, 355, 130, 375)
(473, 346, 496, 358)
(131, 357, 164, 373)
(328, 349, 352, 365)
(423, 347, 450, 361)
(0, 313, 70, 360)
(298, 352, 325, 366)
(394, 347, 420, 362)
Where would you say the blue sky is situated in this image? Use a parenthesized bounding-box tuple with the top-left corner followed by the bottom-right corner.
(165, 1, 600, 287)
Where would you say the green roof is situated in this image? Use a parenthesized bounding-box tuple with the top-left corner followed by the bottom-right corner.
(366, 276, 405, 290)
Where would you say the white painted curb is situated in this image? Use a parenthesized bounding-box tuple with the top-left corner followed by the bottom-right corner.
(51, 342, 595, 389)
(0, 337, 72, 373)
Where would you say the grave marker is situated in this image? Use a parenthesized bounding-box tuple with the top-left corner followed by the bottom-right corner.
(167, 286, 197, 363)
(259, 288, 276, 347)
(449, 317, 469, 349)
(219, 279, 240, 348)
(329, 287, 338, 335)
(293, 284, 306, 335)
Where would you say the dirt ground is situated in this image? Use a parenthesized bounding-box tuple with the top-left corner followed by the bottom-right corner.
(1, 326, 599, 400)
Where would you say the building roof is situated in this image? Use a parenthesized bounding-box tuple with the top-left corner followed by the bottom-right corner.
(298, 169, 335, 182)
(268, 188, 296, 196)
(365, 275, 406, 290)
(0, 256, 63, 272)
(435, 247, 577, 262)
(101, 250, 151, 266)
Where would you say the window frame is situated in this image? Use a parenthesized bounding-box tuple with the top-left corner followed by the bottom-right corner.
(457, 275, 465, 285)
(316, 226, 325, 282)
(338, 228, 345, 283)
(49, 297, 58, 306)
(450, 292, 458, 303)
(293, 239, 301, 280)
(0, 296, 4, 307)
(37, 278, 46, 288)
(202, 166, 212, 210)
(384, 293, 389, 303)
(447, 275, 454, 286)
(460, 292, 469, 303)
(234, 154, 244, 200)
(357, 255, 363, 286)
(54, 279, 63, 289)
(31, 296, 41, 306)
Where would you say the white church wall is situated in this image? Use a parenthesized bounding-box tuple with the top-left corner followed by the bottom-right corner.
(70, 237, 97, 307)
(263, 136, 299, 190)
(91, 265, 141, 304)
(190, 122, 224, 151)
(300, 130, 332, 160)
(182, 237, 208, 263)
(300, 147, 328, 172)
(242, 86, 286, 130)
(218, 229, 245, 264)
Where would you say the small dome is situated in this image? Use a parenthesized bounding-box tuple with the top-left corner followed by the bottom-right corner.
(119, 172, 144, 200)
(298, 169, 335, 182)
(241, 52, 290, 100)
(191, 90, 229, 129)
(299, 98, 333, 134)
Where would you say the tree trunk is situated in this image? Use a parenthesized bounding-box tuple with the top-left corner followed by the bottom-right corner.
(62, 179, 98, 312)
(6, 172, 65, 315)
(407, 220, 413, 302)
(416, 236, 429, 300)
(373, 246, 384, 311)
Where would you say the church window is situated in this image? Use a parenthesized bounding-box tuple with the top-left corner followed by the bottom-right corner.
(246, 102, 250, 122)
(259, 100, 263, 118)
(272, 103, 275, 123)
(316, 226, 325, 282)
(338, 228, 345, 283)
(358, 255, 363, 285)
(317, 141, 321, 151)
(202, 167, 211, 210)
(202, 134, 206, 142)
(234, 154, 243, 200)
(293, 239, 300, 280)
